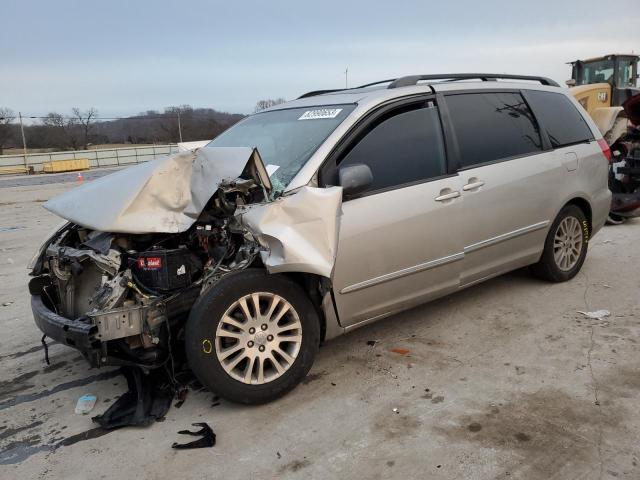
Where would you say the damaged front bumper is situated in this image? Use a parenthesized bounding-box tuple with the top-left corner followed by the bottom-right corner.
(31, 293, 99, 359)
(30, 275, 200, 368)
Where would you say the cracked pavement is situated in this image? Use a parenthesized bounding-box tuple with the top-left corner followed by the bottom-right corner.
(1, 177, 639, 479)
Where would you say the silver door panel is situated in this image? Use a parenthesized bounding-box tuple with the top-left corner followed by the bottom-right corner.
(459, 151, 562, 286)
(332, 178, 464, 326)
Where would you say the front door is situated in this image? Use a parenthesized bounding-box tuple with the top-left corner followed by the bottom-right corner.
(329, 101, 464, 327)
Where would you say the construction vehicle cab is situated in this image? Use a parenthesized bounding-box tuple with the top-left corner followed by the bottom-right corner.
(568, 54, 639, 111)
(568, 54, 639, 144)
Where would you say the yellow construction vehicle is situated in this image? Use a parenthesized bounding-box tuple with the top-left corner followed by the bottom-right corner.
(567, 53, 639, 143)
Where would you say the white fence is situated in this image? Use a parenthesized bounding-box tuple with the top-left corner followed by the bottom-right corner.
(0, 144, 180, 174)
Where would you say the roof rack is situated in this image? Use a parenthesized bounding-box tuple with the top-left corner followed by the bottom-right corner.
(297, 73, 559, 99)
(388, 73, 560, 88)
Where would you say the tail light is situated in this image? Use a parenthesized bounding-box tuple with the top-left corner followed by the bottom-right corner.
(597, 138, 612, 163)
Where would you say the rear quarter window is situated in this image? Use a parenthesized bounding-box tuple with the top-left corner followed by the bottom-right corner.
(444, 92, 543, 169)
(524, 90, 594, 148)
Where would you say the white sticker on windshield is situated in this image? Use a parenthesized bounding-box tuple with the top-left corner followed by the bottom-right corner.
(298, 108, 343, 120)
(265, 164, 280, 175)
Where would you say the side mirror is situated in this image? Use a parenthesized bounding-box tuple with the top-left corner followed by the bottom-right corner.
(338, 164, 373, 197)
(565, 79, 576, 87)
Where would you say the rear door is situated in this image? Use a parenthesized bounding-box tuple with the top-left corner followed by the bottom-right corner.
(326, 100, 464, 327)
(442, 91, 562, 286)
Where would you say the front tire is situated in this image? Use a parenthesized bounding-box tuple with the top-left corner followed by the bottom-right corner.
(185, 269, 320, 404)
(531, 205, 589, 282)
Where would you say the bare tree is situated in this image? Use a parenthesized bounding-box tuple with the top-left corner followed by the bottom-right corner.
(254, 98, 286, 113)
(72, 107, 98, 149)
(42, 113, 73, 149)
(0, 108, 15, 155)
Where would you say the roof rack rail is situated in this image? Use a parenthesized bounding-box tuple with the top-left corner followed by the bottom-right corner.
(297, 74, 559, 99)
(388, 73, 560, 89)
(298, 89, 345, 99)
(298, 79, 398, 99)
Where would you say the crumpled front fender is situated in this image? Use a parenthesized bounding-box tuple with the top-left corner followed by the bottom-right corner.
(238, 186, 343, 278)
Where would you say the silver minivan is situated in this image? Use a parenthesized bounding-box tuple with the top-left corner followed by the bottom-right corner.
(29, 74, 611, 404)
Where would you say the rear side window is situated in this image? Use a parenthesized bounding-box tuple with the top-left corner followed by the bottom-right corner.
(338, 104, 446, 193)
(525, 90, 594, 148)
(445, 92, 543, 169)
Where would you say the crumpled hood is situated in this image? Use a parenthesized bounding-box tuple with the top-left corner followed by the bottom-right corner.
(44, 147, 266, 234)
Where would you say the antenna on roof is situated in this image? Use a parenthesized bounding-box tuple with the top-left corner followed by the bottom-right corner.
(344, 67, 349, 88)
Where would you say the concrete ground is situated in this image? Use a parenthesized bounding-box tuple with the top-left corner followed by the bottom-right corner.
(0, 176, 639, 480)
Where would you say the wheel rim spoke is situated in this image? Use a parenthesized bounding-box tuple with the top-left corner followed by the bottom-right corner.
(273, 347, 295, 365)
(279, 333, 302, 344)
(227, 351, 248, 371)
(221, 315, 246, 331)
(256, 358, 265, 383)
(270, 303, 291, 324)
(217, 329, 243, 340)
(244, 356, 256, 383)
(238, 297, 253, 321)
(215, 291, 302, 385)
(218, 343, 244, 361)
(269, 353, 285, 374)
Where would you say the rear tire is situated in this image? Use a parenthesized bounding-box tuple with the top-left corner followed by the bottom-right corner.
(531, 205, 589, 282)
(185, 269, 320, 404)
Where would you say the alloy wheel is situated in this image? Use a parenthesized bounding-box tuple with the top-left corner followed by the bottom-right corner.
(553, 216, 583, 271)
(215, 292, 302, 385)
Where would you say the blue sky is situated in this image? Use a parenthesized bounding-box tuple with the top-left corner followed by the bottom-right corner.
(2, 0, 639, 118)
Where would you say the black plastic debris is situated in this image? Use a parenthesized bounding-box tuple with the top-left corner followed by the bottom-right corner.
(92, 366, 173, 429)
(41, 335, 50, 365)
(171, 423, 216, 450)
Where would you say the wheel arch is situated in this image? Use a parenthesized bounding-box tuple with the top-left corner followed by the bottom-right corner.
(564, 197, 593, 234)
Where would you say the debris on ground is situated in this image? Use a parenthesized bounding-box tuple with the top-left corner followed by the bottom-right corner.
(1, 301, 13, 307)
(171, 423, 216, 450)
(390, 348, 410, 355)
(577, 310, 611, 320)
(392, 408, 399, 414)
(366, 340, 380, 346)
(92, 367, 174, 429)
(75, 394, 97, 414)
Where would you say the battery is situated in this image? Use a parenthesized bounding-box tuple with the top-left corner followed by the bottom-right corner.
(133, 248, 193, 292)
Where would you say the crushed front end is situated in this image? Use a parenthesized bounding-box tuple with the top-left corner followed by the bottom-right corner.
(29, 180, 262, 368)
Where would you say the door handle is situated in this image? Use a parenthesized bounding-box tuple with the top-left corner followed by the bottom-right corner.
(435, 190, 461, 202)
(462, 180, 485, 191)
